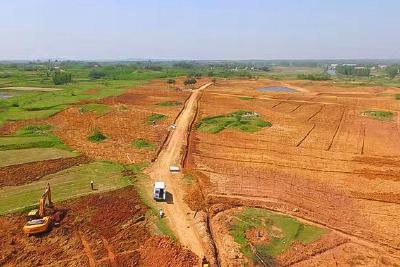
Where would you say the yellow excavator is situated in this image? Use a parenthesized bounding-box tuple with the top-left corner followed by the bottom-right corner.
(23, 183, 53, 235)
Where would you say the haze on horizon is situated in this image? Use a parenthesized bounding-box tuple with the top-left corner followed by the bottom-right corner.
(1, 0, 399, 61)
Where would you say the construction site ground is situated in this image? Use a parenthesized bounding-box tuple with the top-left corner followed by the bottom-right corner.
(1, 78, 400, 266)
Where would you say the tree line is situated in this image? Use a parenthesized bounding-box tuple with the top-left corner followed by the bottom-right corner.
(336, 65, 370, 76)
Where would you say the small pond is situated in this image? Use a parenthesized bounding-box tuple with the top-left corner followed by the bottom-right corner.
(257, 86, 297, 93)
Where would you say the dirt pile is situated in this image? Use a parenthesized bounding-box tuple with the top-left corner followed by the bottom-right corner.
(0, 155, 90, 186)
(138, 236, 198, 267)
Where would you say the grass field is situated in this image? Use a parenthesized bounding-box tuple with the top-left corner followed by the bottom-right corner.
(0, 148, 78, 167)
(0, 161, 130, 215)
(147, 113, 167, 123)
(362, 110, 394, 121)
(157, 101, 182, 107)
(79, 103, 112, 115)
(0, 124, 70, 151)
(231, 208, 326, 259)
(238, 96, 255, 100)
(132, 138, 155, 150)
(197, 110, 272, 133)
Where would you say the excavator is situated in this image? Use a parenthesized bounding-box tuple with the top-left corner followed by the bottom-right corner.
(23, 183, 54, 235)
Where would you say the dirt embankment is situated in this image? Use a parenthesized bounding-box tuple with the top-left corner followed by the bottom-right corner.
(0, 155, 90, 187)
(0, 186, 198, 267)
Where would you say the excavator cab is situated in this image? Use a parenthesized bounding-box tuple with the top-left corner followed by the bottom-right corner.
(23, 183, 53, 235)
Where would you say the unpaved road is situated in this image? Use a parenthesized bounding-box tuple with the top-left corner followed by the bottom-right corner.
(146, 83, 212, 258)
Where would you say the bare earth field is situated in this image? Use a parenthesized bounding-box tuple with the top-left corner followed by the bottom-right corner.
(2, 77, 400, 266)
(187, 79, 400, 265)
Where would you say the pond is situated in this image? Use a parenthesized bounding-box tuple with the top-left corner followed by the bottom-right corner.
(257, 86, 297, 92)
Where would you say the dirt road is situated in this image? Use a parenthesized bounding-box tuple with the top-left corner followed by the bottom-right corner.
(146, 83, 212, 258)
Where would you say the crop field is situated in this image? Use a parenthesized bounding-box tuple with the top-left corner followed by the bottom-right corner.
(187, 78, 400, 265)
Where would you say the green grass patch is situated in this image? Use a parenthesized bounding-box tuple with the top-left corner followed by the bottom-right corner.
(0, 148, 78, 167)
(231, 208, 326, 260)
(183, 174, 194, 185)
(0, 135, 66, 151)
(156, 101, 182, 107)
(15, 124, 52, 136)
(395, 94, 400, 100)
(0, 124, 72, 151)
(79, 103, 112, 115)
(132, 138, 155, 150)
(362, 110, 394, 121)
(147, 113, 167, 123)
(239, 96, 255, 100)
(197, 110, 272, 133)
(0, 161, 131, 215)
(88, 129, 107, 142)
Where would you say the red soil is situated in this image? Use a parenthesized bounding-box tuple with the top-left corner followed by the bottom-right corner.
(0, 155, 90, 187)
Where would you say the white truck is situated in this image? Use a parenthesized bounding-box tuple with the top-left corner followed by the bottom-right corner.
(169, 165, 180, 172)
(153, 181, 166, 201)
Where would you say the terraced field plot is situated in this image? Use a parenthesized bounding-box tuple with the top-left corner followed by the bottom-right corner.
(0, 161, 130, 214)
(0, 148, 78, 167)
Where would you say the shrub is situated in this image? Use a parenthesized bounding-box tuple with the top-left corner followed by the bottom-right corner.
(147, 113, 167, 123)
(89, 69, 107, 79)
(52, 71, 72, 85)
(297, 73, 331, 81)
(88, 129, 107, 142)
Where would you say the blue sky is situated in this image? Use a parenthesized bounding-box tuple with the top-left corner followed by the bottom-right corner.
(1, 0, 399, 60)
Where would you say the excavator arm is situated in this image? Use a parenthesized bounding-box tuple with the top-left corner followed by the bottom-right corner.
(38, 183, 52, 218)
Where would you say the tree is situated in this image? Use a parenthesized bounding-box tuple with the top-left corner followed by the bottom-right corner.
(336, 65, 370, 77)
(184, 78, 197, 89)
(52, 71, 72, 85)
(89, 69, 106, 79)
(385, 65, 400, 79)
(166, 78, 176, 88)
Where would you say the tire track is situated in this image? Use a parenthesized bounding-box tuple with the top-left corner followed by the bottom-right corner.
(327, 108, 346, 151)
(307, 105, 324, 121)
(290, 103, 303, 113)
(272, 102, 282, 108)
(78, 231, 96, 267)
(101, 236, 117, 267)
(296, 124, 316, 147)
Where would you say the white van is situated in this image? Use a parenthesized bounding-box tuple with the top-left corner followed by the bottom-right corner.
(153, 181, 166, 201)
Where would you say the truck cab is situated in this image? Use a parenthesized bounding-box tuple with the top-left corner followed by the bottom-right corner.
(153, 181, 166, 201)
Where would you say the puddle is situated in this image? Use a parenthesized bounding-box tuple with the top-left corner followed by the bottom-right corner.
(257, 86, 297, 92)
